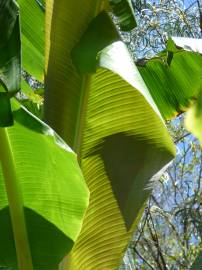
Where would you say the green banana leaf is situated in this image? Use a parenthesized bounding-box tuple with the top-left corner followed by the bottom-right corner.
(45, 5, 175, 269)
(16, 0, 44, 82)
(0, 0, 21, 126)
(109, 0, 136, 31)
(166, 38, 202, 148)
(138, 44, 202, 120)
(143, 37, 202, 149)
(139, 37, 202, 270)
(0, 100, 89, 270)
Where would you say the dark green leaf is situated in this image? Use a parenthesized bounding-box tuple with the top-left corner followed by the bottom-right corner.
(0, 93, 13, 126)
(0, 0, 21, 126)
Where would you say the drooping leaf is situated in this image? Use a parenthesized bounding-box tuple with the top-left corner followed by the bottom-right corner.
(138, 38, 202, 148)
(0, 0, 21, 126)
(45, 6, 175, 270)
(0, 100, 89, 270)
(174, 38, 202, 147)
(16, 0, 44, 82)
(109, 0, 137, 31)
(138, 49, 202, 119)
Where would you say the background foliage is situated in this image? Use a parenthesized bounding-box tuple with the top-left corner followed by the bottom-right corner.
(120, 0, 202, 269)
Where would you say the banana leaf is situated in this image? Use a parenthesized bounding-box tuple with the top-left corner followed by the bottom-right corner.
(16, 0, 44, 82)
(0, 0, 21, 126)
(0, 100, 89, 270)
(165, 38, 202, 148)
(138, 44, 202, 120)
(45, 5, 175, 269)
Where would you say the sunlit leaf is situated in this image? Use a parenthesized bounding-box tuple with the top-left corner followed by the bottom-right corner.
(138, 49, 202, 119)
(45, 7, 175, 269)
(0, 100, 89, 270)
(16, 0, 44, 82)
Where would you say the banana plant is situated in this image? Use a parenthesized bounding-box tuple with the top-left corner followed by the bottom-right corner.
(0, 1, 202, 270)
(44, 2, 175, 269)
(0, 2, 89, 270)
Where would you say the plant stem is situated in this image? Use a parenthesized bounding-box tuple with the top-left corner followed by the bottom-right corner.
(0, 128, 33, 270)
(73, 74, 91, 161)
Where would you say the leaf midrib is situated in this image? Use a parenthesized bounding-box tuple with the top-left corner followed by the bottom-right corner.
(71, 0, 105, 161)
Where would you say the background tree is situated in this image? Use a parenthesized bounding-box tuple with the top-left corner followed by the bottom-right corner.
(120, 0, 202, 269)
(119, 0, 202, 59)
(120, 115, 202, 269)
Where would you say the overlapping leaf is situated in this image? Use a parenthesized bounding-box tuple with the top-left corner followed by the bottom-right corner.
(45, 5, 175, 269)
(166, 38, 202, 147)
(0, 101, 89, 270)
(138, 44, 202, 120)
(140, 37, 202, 148)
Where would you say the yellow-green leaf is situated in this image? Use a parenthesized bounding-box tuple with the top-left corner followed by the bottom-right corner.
(0, 101, 89, 270)
(16, 0, 44, 82)
(45, 5, 175, 269)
